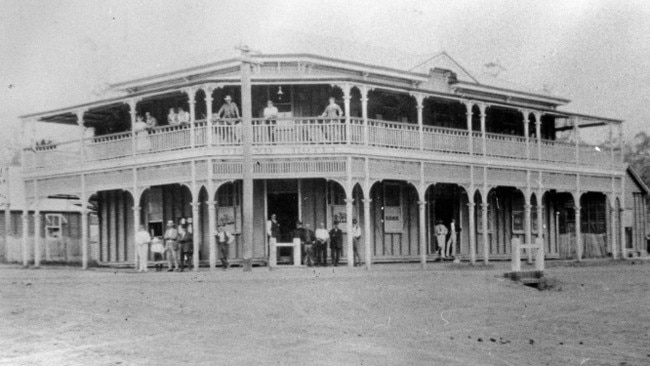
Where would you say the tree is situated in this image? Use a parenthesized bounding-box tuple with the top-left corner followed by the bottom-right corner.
(624, 131, 650, 186)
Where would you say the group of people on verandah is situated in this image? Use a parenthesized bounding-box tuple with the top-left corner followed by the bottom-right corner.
(133, 212, 362, 272)
(134, 219, 234, 273)
(266, 214, 362, 268)
(133, 211, 463, 272)
(131, 95, 345, 149)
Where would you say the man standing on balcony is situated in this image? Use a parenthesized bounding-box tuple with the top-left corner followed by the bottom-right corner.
(320, 97, 344, 142)
(263, 100, 278, 143)
(217, 95, 240, 119)
(321, 97, 343, 118)
(217, 95, 241, 141)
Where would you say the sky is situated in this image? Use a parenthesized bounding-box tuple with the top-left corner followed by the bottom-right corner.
(1, 0, 649, 162)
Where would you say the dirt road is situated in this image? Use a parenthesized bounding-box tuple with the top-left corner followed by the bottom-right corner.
(1, 261, 649, 365)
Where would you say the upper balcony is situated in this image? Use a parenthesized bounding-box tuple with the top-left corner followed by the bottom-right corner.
(23, 115, 622, 177)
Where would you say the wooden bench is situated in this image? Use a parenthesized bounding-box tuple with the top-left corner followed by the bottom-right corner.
(268, 238, 302, 268)
(511, 237, 544, 271)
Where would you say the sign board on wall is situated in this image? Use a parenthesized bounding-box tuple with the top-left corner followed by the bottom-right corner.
(218, 206, 241, 234)
(331, 205, 348, 233)
(330, 205, 360, 233)
(384, 206, 403, 233)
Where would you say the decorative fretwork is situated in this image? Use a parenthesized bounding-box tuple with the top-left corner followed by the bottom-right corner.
(545, 172, 577, 191)
(369, 159, 420, 181)
(253, 159, 347, 178)
(423, 162, 471, 184)
(139, 163, 192, 185)
(580, 175, 612, 192)
(87, 169, 132, 193)
(487, 168, 527, 188)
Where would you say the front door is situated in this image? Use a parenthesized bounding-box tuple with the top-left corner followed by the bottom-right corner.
(267, 192, 299, 243)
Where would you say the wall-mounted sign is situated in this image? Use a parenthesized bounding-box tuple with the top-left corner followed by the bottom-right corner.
(384, 206, 403, 233)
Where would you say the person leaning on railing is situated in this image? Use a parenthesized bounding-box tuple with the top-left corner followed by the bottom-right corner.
(216, 95, 241, 142)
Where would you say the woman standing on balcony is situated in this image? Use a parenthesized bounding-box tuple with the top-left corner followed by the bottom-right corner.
(167, 108, 179, 126)
(145, 112, 158, 130)
(134, 116, 150, 151)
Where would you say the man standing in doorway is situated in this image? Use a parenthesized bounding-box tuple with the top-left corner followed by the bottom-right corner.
(434, 220, 449, 260)
(303, 223, 316, 267)
(329, 221, 343, 267)
(267, 213, 279, 250)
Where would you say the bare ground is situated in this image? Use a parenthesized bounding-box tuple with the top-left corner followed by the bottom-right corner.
(1, 260, 649, 366)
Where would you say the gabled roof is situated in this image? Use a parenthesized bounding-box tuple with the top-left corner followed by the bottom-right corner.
(627, 166, 650, 195)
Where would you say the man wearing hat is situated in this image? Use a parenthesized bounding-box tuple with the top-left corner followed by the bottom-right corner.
(216, 95, 240, 119)
(163, 220, 179, 271)
(329, 221, 343, 267)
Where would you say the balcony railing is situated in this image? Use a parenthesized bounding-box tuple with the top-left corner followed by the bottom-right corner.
(23, 117, 621, 170)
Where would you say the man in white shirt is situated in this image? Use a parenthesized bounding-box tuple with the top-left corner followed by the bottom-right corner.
(352, 218, 362, 267)
(215, 224, 233, 270)
(263, 100, 279, 143)
(434, 220, 449, 259)
(315, 222, 329, 266)
(135, 225, 151, 272)
(446, 218, 457, 259)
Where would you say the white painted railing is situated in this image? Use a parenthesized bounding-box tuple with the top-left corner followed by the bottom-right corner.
(252, 117, 348, 145)
(579, 144, 607, 166)
(194, 120, 207, 147)
(423, 126, 470, 154)
(25, 116, 621, 170)
(484, 132, 528, 159)
(212, 118, 241, 146)
(540, 139, 575, 164)
(148, 124, 192, 152)
(86, 131, 133, 161)
(368, 119, 419, 149)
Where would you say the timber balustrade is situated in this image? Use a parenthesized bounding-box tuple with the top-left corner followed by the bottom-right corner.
(23, 117, 620, 170)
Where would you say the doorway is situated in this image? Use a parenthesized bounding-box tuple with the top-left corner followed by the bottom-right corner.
(267, 192, 299, 242)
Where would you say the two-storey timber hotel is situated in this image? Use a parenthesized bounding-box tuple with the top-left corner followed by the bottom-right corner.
(19, 52, 649, 269)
